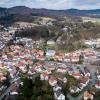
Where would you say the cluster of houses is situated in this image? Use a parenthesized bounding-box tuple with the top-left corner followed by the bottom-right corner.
(14, 22, 37, 29)
(83, 91, 94, 100)
(0, 25, 100, 100)
(15, 37, 34, 48)
(0, 31, 14, 50)
(0, 44, 66, 99)
(0, 43, 100, 98)
(0, 44, 42, 96)
(14, 37, 45, 49)
(68, 66, 90, 94)
(46, 48, 97, 64)
(95, 68, 100, 89)
(40, 62, 67, 100)
(84, 38, 100, 48)
(82, 67, 100, 100)
(0, 26, 20, 50)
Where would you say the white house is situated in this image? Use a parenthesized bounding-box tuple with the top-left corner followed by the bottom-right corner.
(83, 91, 93, 100)
(49, 77, 57, 86)
(53, 84, 62, 92)
(46, 50, 56, 57)
(97, 74, 100, 80)
(84, 72, 91, 77)
(95, 81, 100, 89)
(40, 72, 49, 80)
(47, 40, 56, 45)
(70, 86, 81, 93)
(54, 91, 65, 100)
(57, 67, 67, 73)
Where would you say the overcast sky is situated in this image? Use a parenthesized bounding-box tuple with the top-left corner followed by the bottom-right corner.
(0, 0, 100, 10)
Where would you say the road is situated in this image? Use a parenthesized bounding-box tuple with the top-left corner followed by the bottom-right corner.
(45, 60, 98, 100)
(67, 64, 98, 100)
(0, 60, 99, 100)
(0, 77, 20, 100)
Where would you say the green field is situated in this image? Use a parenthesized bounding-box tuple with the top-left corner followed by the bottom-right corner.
(82, 17, 100, 24)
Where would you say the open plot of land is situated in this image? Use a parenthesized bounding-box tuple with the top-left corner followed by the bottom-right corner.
(82, 17, 100, 24)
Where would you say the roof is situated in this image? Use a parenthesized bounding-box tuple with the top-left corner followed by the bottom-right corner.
(84, 91, 93, 99)
(42, 72, 49, 77)
(72, 73, 82, 77)
(47, 50, 56, 53)
(96, 81, 100, 86)
(55, 90, 63, 97)
(49, 77, 57, 83)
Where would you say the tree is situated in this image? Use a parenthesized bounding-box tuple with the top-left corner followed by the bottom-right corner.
(32, 77, 54, 100)
(21, 77, 33, 100)
(63, 73, 78, 93)
(79, 53, 84, 64)
(94, 90, 100, 100)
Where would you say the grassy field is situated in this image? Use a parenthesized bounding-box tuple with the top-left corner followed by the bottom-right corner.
(82, 17, 100, 24)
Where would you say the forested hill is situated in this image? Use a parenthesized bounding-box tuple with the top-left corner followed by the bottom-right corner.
(0, 6, 100, 17)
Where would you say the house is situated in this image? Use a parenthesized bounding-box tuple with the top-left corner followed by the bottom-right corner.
(28, 68, 36, 75)
(83, 91, 93, 100)
(47, 64, 55, 71)
(40, 72, 49, 80)
(63, 57, 71, 62)
(79, 69, 85, 76)
(35, 66, 43, 73)
(84, 40, 95, 48)
(68, 68, 74, 75)
(77, 84, 84, 90)
(58, 77, 67, 83)
(84, 39, 100, 48)
(79, 77, 89, 88)
(71, 73, 82, 79)
(47, 40, 55, 46)
(10, 83, 19, 95)
(53, 84, 62, 92)
(38, 50, 44, 56)
(49, 77, 57, 86)
(54, 90, 65, 100)
(71, 56, 80, 63)
(65, 51, 81, 63)
(0, 73, 6, 82)
(46, 50, 56, 57)
(57, 56, 64, 62)
(83, 49, 95, 58)
(84, 67, 90, 77)
(70, 86, 81, 93)
(97, 68, 100, 80)
(36, 55, 45, 60)
(54, 53, 64, 61)
(97, 74, 100, 80)
(57, 67, 67, 73)
(95, 81, 100, 89)
(19, 66, 27, 73)
(43, 70, 51, 74)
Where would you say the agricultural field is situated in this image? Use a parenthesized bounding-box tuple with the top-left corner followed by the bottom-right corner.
(82, 17, 100, 24)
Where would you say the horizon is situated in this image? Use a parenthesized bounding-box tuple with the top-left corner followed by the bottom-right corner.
(0, 5, 100, 11)
(0, 0, 100, 10)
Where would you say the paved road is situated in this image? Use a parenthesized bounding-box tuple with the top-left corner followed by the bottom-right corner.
(0, 60, 99, 100)
(46, 61, 98, 100)
(0, 77, 20, 100)
(67, 64, 97, 100)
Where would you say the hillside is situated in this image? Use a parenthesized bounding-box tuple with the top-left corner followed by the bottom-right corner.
(0, 6, 100, 18)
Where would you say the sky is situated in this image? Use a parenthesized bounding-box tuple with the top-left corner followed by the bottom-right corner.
(0, 0, 100, 10)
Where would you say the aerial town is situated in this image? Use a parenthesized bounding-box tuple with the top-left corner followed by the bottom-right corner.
(0, 0, 100, 100)
(0, 22, 100, 100)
